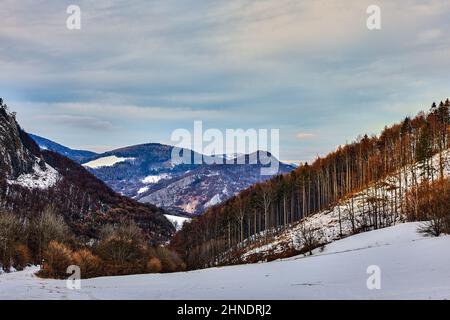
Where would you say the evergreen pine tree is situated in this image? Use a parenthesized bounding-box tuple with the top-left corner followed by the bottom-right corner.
(415, 122, 433, 177)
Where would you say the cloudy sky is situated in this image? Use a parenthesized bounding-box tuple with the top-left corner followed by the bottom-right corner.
(1, 0, 450, 162)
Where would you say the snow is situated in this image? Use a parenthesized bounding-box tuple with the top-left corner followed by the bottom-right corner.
(239, 148, 450, 261)
(1, 222, 449, 300)
(206, 171, 220, 177)
(204, 194, 221, 208)
(141, 174, 170, 184)
(7, 162, 60, 190)
(290, 222, 423, 259)
(164, 214, 191, 231)
(83, 156, 133, 169)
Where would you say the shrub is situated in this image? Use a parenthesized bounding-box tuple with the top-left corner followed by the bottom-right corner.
(155, 247, 185, 272)
(405, 178, 450, 236)
(418, 218, 446, 237)
(12, 244, 32, 270)
(97, 237, 147, 266)
(295, 223, 324, 256)
(146, 257, 162, 273)
(95, 221, 150, 275)
(156, 247, 177, 272)
(72, 249, 103, 279)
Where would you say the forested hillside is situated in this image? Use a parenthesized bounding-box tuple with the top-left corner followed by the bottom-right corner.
(172, 100, 450, 269)
(81, 145, 294, 216)
(0, 103, 173, 242)
(0, 100, 182, 276)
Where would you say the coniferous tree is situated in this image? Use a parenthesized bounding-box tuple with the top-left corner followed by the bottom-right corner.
(415, 122, 433, 178)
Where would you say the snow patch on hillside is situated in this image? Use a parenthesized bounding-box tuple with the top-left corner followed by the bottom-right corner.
(205, 194, 222, 208)
(1, 222, 450, 299)
(83, 156, 134, 169)
(164, 214, 191, 231)
(137, 186, 149, 194)
(7, 162, 59, 190)
(142, 174, 170, 184)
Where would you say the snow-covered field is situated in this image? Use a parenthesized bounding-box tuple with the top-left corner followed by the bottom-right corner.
(1, 222, 449, 300)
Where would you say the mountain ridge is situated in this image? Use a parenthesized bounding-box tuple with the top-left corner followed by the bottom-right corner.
(1, 103, 174, 243)
(29, 133, 98, 163)
(30, 134, 295, 216)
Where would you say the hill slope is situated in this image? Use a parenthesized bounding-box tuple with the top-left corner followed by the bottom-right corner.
(0, 103, 174, 243)
(236, 148, 450, 263)
(172, 100, 450, 268)
(1, 222, 449, 299)
(29, 134, 97, 163)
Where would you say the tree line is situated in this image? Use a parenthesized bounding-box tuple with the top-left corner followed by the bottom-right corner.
(171, 100, 450, 269)
(0, 205, 185, 277)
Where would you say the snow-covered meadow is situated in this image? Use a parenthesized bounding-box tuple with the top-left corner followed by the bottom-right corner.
(83, 156, 134, 169)
(1, 222, 449, 300)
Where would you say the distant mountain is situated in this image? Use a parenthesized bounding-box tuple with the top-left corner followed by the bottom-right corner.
(29, 136, 295, 216)
(81, 145, 295, 216)
(29, 134, 98, 163)
(0, 104, 174, 243)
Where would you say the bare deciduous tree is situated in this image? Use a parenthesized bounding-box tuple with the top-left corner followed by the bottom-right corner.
(295, 223, 324, 256)
(0, 212, 23, 270)
(29, 206, 69, 261)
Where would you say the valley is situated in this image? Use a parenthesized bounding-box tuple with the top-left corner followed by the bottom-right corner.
(1, 98, 449, 300)
(2, 0, 450, 304)
(1, 223, 449, 300)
